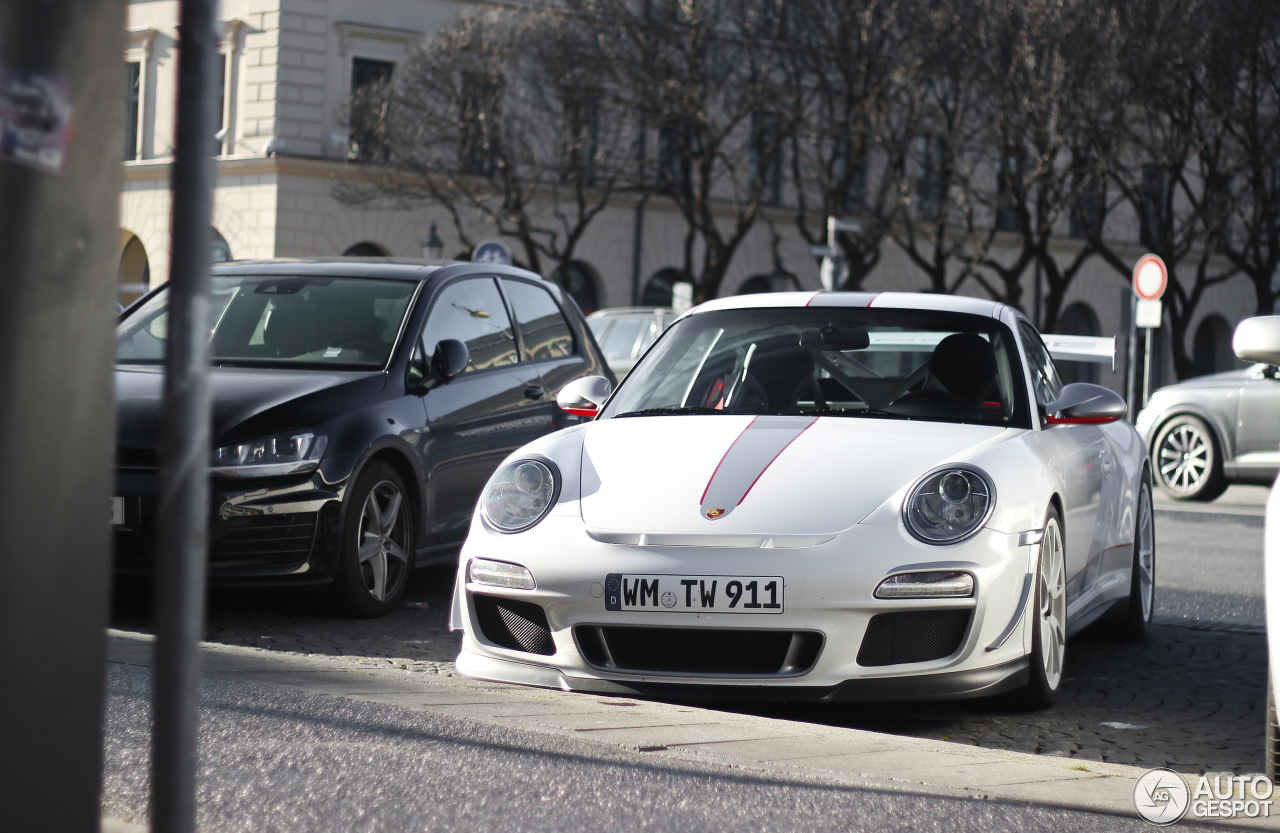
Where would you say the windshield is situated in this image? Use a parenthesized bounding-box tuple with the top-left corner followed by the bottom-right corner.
(600, 307, 1030, 428)
(116, 275, 420, 369)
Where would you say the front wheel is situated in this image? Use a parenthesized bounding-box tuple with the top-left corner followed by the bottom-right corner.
(1153, 415, 1226, 501)
(330, 460, 414, 618)
(1116, 477, 1156, 641)
(1018, 506, 1067, 709)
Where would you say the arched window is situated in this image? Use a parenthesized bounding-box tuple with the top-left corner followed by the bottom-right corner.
(1192, 314, 1235, 377)
(737, 275, 773, 295)
(211, 228, 232, 263)
(1056, 302, 1100, 385)
(118, 233, 150, 308)
(552, 260, 600, 313)
(343, 241, 388, 257)
(641, 268, 688, 308)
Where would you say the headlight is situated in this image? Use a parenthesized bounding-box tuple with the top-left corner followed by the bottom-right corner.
(211, 431, 328, 478)
(902, 466, 994, 544)
(482, 458, 559, 533)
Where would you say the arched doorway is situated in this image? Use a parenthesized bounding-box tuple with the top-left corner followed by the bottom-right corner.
(641, 268, 689, 308)
(552, 260, 601, 313)
(737, 274, 773, 295)
(1056, 302, 1101, 385)
(118, 233, 150, 308)
(211, 228, 232, 263)
(1191, 314, 1235, 377)
(343, 241, 388, 257)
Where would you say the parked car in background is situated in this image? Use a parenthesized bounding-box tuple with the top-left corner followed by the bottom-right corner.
(586, 307, 676, 377)
(1230, 315, 1280, 781)
(453, 291, 1152, 708)
(1135, 360, 1280, 501)
(114, 259, 612, 617)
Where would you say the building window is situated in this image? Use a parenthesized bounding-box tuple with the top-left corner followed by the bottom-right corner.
(1070, 171, 1105, 239)
(832, 136, 866, 215)
(124, 61, 140, 161)
(460, 72, 500, 176)
(350, 58, 394, 163)
(560, 91, 599, 186)
(1140, 164, 1171, 252)
(657, 120, 694, 196)
(750, 112, 783, 206)
(915, 134, 949, 221)
(213, 53, 227, 156)
(995, 143, 1024, 232)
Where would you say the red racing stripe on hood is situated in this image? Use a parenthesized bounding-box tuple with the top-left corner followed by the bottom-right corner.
(699, 416, 818, 520)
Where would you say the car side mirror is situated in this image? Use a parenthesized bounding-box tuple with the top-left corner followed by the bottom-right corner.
(1045, 383, 1127, 425)
(557, 375, 612, 418)
(409, 338, 470, 393)
(1233, 316, 1280, 366)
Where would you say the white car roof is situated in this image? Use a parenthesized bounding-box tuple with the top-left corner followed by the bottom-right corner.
(689, 291, 1015, 321)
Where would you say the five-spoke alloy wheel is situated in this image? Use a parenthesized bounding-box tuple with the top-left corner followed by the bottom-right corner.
(332, 460, 414, 618)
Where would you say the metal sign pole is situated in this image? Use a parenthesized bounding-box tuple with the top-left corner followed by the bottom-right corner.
(151, 1, 217, 831)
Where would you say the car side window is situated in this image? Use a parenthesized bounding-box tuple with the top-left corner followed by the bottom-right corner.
(1018, 321, 1064, 406)
(503, 279, 575, 361)
(422, 278, 518, 374)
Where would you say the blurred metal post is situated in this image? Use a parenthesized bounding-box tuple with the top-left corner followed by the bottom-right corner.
(150, 1, 217, 831)
(0, 1, 122, 830)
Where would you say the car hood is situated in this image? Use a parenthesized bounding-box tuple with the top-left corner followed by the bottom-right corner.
(577, 415, 1008, 538)
(115, 364, 388, 451)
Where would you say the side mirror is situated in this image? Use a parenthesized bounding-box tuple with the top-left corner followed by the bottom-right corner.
(1233, 316, 1280, 366)
(410, 338, 470, 393)
(1045, 383, 1127, 425)
(557, 375, 612, 418)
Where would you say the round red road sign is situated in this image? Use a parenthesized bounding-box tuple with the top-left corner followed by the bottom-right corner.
(1132, 253, 1168, 301)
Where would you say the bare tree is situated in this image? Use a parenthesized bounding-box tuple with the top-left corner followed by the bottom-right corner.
(780, 0, 923, 291)
(566, 0, 799, 301)
(1084, 0, 1243, 380)
(335, 7, 641, 278)
(956, 0, 1127, 328)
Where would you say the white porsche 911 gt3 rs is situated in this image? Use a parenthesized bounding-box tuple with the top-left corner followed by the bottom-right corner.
(450, 292, 1154, 708)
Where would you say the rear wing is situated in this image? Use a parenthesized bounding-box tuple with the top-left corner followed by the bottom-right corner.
(1042, 334, 1116, 370)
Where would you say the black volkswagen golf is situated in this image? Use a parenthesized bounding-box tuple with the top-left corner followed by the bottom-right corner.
(113, 259, 612, 617)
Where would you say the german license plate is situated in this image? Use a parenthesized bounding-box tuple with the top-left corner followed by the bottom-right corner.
(604, 573, 783, 613)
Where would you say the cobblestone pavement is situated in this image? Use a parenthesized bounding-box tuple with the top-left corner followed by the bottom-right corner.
(109, 563, 1268, 778)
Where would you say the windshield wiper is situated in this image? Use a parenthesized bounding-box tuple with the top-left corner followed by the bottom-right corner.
(614, 406, 725, 418)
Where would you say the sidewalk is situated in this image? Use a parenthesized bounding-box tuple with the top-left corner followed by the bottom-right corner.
(104, 629, 1272, 831)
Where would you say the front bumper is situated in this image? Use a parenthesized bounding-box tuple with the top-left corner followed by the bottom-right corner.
(453, 512, 1040, 701)
(112, 466, 345, 583)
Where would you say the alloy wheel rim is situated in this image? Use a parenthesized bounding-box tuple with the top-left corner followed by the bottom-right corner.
(1039, 519, 1066, 690)
(357, 480, 410, 602)
(1158, 424, 1209, 493)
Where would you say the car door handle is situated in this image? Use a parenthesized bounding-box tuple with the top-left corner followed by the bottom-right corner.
(524, 385, 546, 400)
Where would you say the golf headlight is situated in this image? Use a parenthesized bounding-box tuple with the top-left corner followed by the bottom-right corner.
(903, 466, 994, 544)
(211, 432, 328, 478)
(482, 459, 559, 533)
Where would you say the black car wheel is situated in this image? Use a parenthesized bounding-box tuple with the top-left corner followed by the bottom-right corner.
(1153, 415, 1226, 501)
(331, 460, 414, 618)
(1019, 506, 1066, 710)
(1116, 477, 1156, 641)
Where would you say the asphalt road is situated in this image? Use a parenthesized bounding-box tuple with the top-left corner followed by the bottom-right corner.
(107, 485, 1272, 779)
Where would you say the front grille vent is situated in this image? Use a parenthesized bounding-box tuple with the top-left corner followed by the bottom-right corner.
(575, 626, 822, 677)
(473, 595, 555, 656)
(856, 609, 971, 667)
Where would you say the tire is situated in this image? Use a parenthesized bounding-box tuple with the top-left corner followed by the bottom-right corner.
(1115, 477, 1156, 642)
(330, 460, 414, 618)
(1018, 506, 1067, 709)
(1152, 415, 1227, 501)
(1268, 678, 1280, 782)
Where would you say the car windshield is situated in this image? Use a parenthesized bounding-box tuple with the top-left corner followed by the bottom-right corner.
(600, 307, 1031, 428)
(116, 275, 420, 369)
